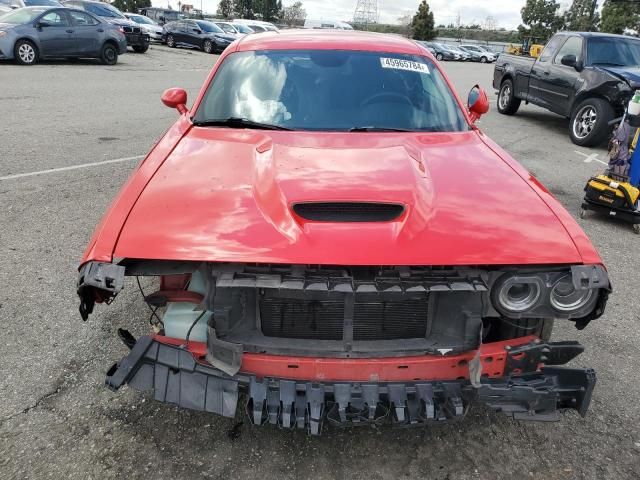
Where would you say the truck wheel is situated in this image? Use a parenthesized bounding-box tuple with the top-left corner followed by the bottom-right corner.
(497, 79, 520, 115)
(133, 44, 149, 53)
(14, 39, 38, 65)
(570, 98, 614, 147)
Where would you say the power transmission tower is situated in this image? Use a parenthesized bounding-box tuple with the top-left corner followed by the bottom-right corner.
(353, 0, 378, 27)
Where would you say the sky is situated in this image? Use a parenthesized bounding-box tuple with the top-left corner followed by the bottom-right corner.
(152, 0, 534, 30)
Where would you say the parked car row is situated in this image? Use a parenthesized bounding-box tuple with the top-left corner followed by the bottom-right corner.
(0, 0, 152, 64)
(160, 18, 277, 54)
(419, 41, 497, 63)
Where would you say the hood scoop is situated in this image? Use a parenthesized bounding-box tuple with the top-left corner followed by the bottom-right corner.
(292, 202, 405, 223)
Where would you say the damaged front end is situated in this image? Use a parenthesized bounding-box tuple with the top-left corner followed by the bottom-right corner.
(78, 260, 609, 435)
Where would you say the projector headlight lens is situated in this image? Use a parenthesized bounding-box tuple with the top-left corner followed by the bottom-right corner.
(550, 275, 594, 312)
(496, 276, 542, 313)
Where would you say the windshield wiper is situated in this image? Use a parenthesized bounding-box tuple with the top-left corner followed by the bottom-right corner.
(593, 62, 627, 67)
(349, 126, 412, 132)
(192, 117, 292, 130)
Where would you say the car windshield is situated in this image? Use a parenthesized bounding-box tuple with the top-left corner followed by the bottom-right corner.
(25, 0, 60, 5)
(129, 14, 155, 25)
(0, 6, 47, 23)
(216, 22, 236, 33)
(233, 23, 252, 33)
(587, 37, 640, 67)
(196, 20, 223, 33)
(194, 50, 468, 132)
(85, 2, 124, 18)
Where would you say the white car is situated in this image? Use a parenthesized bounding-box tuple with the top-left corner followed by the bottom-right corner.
(459, 44, 497, 63)
(233, 18, 278, 31)
(124, 13, 164, 41)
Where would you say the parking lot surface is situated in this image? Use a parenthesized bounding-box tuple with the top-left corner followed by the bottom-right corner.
(1, 46, 639, 480)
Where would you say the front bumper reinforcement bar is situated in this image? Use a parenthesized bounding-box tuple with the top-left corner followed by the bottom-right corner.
(106, 336, 596, 435)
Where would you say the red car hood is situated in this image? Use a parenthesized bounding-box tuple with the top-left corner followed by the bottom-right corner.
(113, 129, 581, 265)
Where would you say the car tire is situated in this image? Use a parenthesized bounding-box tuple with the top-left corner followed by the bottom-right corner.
(480, 56, 487, 63)
(133, 44, 149, 53)
(100, 43, 118, 65)
(203, 39, 213, 54)
(435, 53, 443, 61)
(497, 78, 521, 115)
(166, 34, 176, 48)
(14, 39, 38, 66)
(569, 97, 614, 147)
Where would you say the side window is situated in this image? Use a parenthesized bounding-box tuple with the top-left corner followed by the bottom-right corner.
(538, 36, 565, 63)
(554, 36, 583, 64)
(40, 10, 69, 26)
(69, 11, 99, 26)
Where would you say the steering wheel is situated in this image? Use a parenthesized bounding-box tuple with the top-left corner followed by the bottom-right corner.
(360, 92, 413, 107)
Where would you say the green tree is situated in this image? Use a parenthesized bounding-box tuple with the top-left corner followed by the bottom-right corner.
(564, 0, 599, 31)
(601, 0, 640, 34)
(518, 0, 563, 41)
(282, 1, 306, 26)
(256, 0, 280, 21)
(411, 1, 437, 40)
(217, 0, 234, 18)
(235, 0, 254, 19)
(112, 0, 151, 13)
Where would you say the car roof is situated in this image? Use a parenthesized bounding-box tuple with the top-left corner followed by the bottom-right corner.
(235, 29, 424, 54)
(557, 31, 640, 41)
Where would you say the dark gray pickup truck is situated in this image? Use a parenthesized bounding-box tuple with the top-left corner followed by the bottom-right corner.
(493, 32, 640, 146)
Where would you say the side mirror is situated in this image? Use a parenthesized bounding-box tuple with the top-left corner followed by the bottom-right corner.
(161, 88, 188, 114)
(467, 85, 489, 122)
(193, 28, 202, 33)
(10, 4, 19, 9)
(36, 21, 52, 28)
(561, 54, 577, 68)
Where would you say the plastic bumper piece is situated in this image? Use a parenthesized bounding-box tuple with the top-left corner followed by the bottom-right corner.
(106, 336, 596, 435)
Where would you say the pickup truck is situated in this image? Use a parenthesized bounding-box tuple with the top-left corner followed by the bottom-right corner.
(493, 32, 640, 146)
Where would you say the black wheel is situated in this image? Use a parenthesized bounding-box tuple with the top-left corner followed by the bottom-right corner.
(203, 39, 213, 54)
(480, 56, 487, 63)
(497, 78, 521, 115)
(569, 97, 614, 147)
(100, 43, 118, 65)
(166, 34, 176, 48)
(436, 53, 443, 61)
(133, 44, 149, 53)
(14, 39, 38, 65)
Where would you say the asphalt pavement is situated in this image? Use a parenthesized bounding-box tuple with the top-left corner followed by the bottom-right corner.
(1, 45, 639, 480)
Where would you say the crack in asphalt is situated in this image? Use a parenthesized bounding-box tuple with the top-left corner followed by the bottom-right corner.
(0, 386, 62, 427)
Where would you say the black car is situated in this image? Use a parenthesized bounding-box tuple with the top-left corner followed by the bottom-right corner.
(61, 0, 149, 52)
(419, 41, 456, 61)
(494, 31, 640, 146)
(163, 19, 236, 53)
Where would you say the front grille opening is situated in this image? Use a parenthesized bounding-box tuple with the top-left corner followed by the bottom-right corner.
(260, 298, 344, 340)
(292, 202, 405, 222)
(260, 296, 428, 341)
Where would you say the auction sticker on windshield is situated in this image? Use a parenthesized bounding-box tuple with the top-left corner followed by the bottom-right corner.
(380, 57, 430, 74)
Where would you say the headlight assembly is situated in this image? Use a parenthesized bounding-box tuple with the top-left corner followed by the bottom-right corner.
(490, 265, 609, 320)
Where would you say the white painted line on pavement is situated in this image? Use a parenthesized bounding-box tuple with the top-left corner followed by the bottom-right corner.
(0, 155, 144, 181)
(574, 150, 608, 166)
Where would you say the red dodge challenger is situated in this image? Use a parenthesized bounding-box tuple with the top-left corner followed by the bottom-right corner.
(78, 30, 610, 434)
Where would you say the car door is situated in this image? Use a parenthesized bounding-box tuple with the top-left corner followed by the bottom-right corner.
(172, 20, 187, 44)
(35, 9, 75, 57)
(528, 35, 567, 110)
(537, 36, 584, 116)
(183, 20, 202, 48)
(67, 10, 102, 55)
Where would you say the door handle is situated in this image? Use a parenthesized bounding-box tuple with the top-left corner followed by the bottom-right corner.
(66, 29, 74, 33)
(543, 70, 550, 75)
(97, 28, 104, 32)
